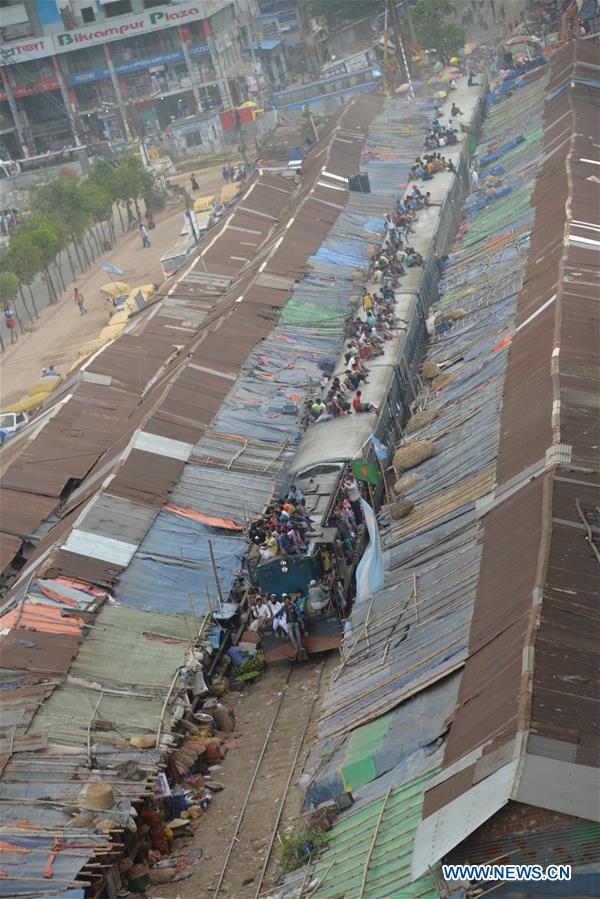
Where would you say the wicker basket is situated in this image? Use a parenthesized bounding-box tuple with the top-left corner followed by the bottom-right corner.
(393, 473, 421, 494)
(82, 782, 114, 810)
(406, 409, 439, 434)
(422, 361, 441, 381)
(389, 499, 415, 520)
(393, 439, 434, 473)
(431, 372, 455, 390)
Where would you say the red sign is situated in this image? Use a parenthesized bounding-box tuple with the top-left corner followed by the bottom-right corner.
(0, 76, 60, 102)
(220, 106, 253, 129)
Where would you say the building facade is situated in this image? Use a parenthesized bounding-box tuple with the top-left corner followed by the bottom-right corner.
(0, 0, 263, 157)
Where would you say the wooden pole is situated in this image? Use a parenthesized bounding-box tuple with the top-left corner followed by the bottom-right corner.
(208, 539, 224, 611)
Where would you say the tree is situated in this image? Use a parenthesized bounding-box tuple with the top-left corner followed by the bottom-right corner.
(25, 217, 67, 303)
(112, 154, 155, 223)
(307, 0, 383, 27)
(0, 271, 19, 306)
(80, 180, 115, 246)
(32, 178, 92, 270)
(1, 234, 44, 317)
(412, 0, 465, 63)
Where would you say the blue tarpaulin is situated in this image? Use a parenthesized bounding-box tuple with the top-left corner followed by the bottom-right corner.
(117, 509, 244, 615)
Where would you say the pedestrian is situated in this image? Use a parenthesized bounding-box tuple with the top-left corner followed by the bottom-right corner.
(190, 173, 199, 191)
(2, 306, 18, 342)
(140, 223, 151, 248)
(222, 165, 230, 183)
(468, 70, 480, 87)
(74, 287, 87, 315)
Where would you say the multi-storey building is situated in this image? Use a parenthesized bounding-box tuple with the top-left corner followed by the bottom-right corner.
(0, 0, 260, 157)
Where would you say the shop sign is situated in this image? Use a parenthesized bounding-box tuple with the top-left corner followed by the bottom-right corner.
(0, 37, 53, 66)
(0, 2, 222, 63)
(67, 44, 209, 87)
(0, 75, 59, 101)
(55, 4, 215, 53)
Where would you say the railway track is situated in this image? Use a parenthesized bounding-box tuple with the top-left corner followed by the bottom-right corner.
(211, 660, 326, 899)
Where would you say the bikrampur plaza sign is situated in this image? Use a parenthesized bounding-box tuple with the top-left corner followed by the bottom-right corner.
(0, 0, 225, 63)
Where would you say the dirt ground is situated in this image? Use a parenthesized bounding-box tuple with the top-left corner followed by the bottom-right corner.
(0, 165, 224, 408)
(149, 652, 338, 899)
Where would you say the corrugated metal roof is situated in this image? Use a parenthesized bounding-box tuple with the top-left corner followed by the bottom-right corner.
(414, 41, 600, 875)
(302, 770, 439, 899)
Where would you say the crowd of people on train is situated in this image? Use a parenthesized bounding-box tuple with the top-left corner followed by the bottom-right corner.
(242, 471, 369, 651)
(240, 94, 468, 653)
(303, 172, 445, 429)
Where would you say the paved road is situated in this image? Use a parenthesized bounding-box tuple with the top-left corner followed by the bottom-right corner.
(0, 165, 224, 407)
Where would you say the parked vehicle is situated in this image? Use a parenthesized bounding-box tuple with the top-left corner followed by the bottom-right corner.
(100, 281, 130, 313)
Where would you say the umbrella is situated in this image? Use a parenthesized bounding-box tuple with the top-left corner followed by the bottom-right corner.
(437, 70, 462, 82)
(100, 261, 125, 277)
(434, 90, 448, 99)
(507, 34, 540, 45)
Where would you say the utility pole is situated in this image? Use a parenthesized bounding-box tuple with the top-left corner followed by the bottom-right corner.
(385, 0, 414, 97)
(402, 0, 418, 54)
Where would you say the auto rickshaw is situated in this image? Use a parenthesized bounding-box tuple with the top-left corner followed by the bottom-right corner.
(100, 281, 130, 314)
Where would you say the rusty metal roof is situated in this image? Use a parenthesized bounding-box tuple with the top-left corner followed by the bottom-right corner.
(1, 92, 383, 599)
(413, 41, 600, 877)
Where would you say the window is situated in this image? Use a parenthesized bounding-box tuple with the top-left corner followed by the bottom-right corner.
(103, 0, 132, 18)
(81, 6, 95, 22)
(143, 0, 166, 7)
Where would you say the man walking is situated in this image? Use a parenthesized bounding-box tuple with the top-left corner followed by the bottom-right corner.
(2, 306, 18, 342)
(74, 287, 87, 315)
(140, 223, 151, 249)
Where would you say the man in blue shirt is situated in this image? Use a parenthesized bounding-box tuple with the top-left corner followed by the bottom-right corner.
(287, 484, 305, 505)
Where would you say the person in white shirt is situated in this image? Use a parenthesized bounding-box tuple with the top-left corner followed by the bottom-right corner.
(307, 579, 330, 614)
(249, 595, 272, 632)
(344, 475, 364, 527)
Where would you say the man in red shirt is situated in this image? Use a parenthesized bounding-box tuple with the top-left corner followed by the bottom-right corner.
(352, 391, 378, 414)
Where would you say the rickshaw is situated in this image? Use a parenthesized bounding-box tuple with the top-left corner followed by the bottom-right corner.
(100, 281, 130, 314)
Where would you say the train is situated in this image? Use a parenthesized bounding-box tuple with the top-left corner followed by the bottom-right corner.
(247, 89, 485, 662)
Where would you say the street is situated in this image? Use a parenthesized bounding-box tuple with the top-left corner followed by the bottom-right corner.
(0, 165, 224, 408)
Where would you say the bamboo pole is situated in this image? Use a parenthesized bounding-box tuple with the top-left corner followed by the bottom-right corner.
(357, 786, 393, 899)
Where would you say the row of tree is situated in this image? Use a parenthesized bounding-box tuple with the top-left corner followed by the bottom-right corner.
(0, 154, 155, 323)
(308, 0, 466, 64)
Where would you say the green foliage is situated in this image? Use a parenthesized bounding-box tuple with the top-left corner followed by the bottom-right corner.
(80, 181, 113, 221)
(32, 177, 92, 237)
(307, 0, 383, 27)
(278, 825, 330, 874)
(27, 217, 67, 266)
(0, 271, 19, 305)
(111, 153, 155, 206)
(1, 231, 43, 286)
(234, 650, 266, 678)
(413, 0, 465, 63)
(88, 158, 120, 201)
